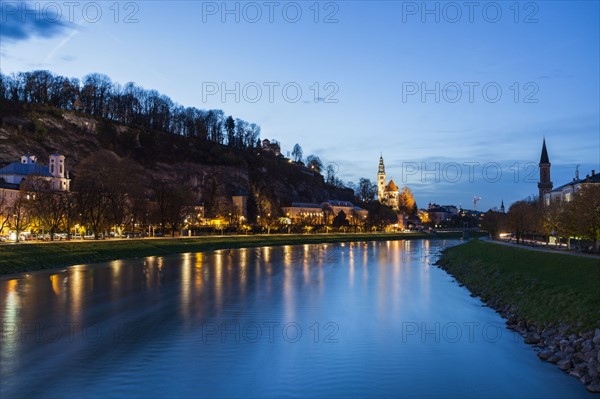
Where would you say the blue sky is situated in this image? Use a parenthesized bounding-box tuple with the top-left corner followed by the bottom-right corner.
(1, 1, 599, 210)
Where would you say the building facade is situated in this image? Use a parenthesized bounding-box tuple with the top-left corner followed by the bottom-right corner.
(538, 139, 600, 205)
(0, 153, 70, 192)
(0, 153, 71, 236)
(377, 155, 400, 210)
(282, 201, 368, 224)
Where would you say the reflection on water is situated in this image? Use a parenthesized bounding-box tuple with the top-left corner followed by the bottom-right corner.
(0, 240, 591, 398)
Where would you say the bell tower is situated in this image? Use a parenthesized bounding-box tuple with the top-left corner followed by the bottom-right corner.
(538, 138, 553, 201)
(377, 154, 386, 201)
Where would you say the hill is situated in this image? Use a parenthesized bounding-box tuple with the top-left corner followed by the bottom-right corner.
(0, 105, 353, 217)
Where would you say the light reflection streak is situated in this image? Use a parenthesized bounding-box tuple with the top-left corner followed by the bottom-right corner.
(195, 253, 204, 291)
(349, 244, 355, 288)
(68, 268, 85, 322)
(50, 274, 61, 296)
(181, 253, 192, 320)
(214, 251, 223, 312)
(1, 279, 20, 378)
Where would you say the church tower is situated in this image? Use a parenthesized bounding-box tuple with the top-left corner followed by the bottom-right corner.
(377, 155, 386, 201)
(49, 153, 65, 178)
(538, 138, 553, 201)
(49, 153, 70, 191)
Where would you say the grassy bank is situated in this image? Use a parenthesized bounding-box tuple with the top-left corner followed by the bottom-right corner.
(437, 240, 600, 331)
(0, 231, 464, 276)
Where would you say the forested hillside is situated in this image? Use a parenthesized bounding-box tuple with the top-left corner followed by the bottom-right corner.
(0, 70, 355, 219)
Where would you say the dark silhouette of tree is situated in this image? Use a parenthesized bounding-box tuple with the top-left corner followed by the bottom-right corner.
(306, 155, 323, 173)
(507, 198, 541, 244)
(22, 176, 69, 240)
(292, 144, 303, 162)
(367, 202, 397, 231)
(332, 210, 349, 228)
(246, 193, 259, 225)
(0, 70, 262, 149)
(321, 202, 334, 225)
(74, 152, 118, 238)
(153, 180, 194, 236)
(0, 189, 11, 234)
(8, 189, 32, 242)
(481, 210, 507, 238)
(325, 164, 337, 185)
(357, 178, 376, 202)
(567, 185, 600, 251)
(225, 116, 236, 146)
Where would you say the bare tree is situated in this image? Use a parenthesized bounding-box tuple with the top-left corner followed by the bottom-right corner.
(357, 178, 376, 202)
(292, 144, 303, 162)
(8, 190, 32, 242)
(22, 176, 66, 240)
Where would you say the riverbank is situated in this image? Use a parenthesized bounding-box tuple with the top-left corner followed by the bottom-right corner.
(436, 239, 600, 392)
(0, 231, 472, 276)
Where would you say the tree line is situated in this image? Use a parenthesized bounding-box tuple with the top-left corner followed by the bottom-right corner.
(482, 185, 600, 252)
(0, 151, 198, 241)
(0, 70, 261, 150)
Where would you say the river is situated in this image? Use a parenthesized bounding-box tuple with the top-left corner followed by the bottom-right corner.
(0, 239, 591, 398)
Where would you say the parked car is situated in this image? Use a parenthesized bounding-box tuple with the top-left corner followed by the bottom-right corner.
(54, 233, 68, 240)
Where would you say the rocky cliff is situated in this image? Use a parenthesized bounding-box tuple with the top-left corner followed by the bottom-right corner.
(0, 107, 348, 216)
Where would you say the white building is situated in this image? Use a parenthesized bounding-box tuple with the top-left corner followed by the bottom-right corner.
(377, 155, 401, 210)
(544, 169, 599, 206)
(0, 153, 70, 192)
(538, 139, 599, 205)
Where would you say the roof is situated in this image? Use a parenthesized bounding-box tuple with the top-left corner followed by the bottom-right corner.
(583, 173, 600, 184)
(0, 181, 20, 190)
(540, 138, 550, 164)
(551, 179, 581, 193)
(327, 200, 354, 207)
(552, 172, 600, 192)
(428, 207, 450, 213)
(0, 162, 52, 177)
(288, 202, 322, 209)
(385, 180, 399, 192)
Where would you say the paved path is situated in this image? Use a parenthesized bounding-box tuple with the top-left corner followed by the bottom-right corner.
(481, 238, 600, 260)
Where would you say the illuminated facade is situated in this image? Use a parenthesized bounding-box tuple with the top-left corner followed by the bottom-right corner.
(377, 155, 400, 210)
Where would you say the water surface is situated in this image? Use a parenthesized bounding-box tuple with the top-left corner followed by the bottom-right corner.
(0, 240, 590, 398)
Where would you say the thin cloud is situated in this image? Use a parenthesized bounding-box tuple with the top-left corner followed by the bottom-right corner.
(0, 2, 74, 42)
(44, 28, 79, 63)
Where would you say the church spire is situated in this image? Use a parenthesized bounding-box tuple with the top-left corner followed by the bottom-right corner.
(538, 138, 553, 202)
(378, 154, 385, 173)
(540, 137, 550, 164)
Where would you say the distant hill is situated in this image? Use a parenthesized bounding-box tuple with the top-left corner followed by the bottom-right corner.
(0, 105, 354, 217)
